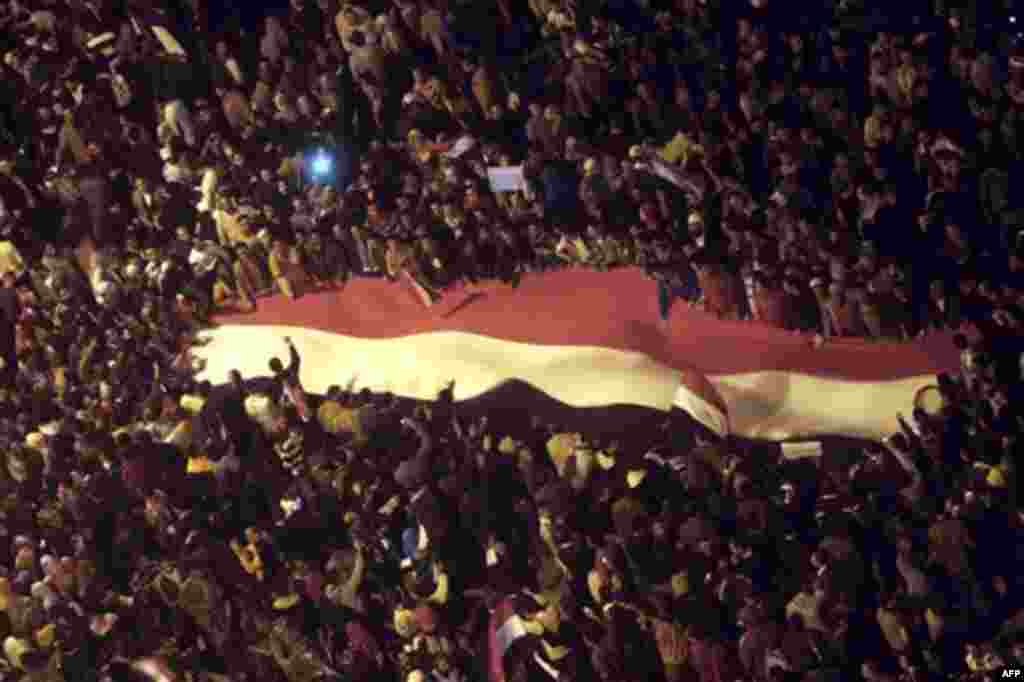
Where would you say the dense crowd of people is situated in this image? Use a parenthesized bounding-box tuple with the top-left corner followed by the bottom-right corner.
(0, 0, 1024, 681)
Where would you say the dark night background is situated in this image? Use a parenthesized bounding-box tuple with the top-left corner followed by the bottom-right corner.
(205, 0, 290, 31)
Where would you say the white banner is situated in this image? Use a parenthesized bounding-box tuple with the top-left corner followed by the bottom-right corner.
(487, 166, 527, 193)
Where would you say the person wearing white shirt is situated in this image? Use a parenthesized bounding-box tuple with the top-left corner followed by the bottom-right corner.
(197, 167, 219, 213)
(90, 266, 120, 307)
(188, 243, 220, 276)
(145, 258, 165, 287)
(189, 240, 231, 313)
(214, 41, 245, 86)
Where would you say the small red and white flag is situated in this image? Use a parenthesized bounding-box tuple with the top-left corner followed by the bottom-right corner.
(488, 598, 528, 682)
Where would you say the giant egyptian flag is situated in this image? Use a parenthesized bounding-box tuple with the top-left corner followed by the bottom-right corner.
(194, 268, 960, 442)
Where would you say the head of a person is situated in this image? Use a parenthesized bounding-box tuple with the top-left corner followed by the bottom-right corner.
(297, 95, 317, 118)
(705, 89, 722, 111)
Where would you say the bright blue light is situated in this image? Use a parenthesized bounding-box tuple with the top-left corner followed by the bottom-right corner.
(312, 153, 332, 176)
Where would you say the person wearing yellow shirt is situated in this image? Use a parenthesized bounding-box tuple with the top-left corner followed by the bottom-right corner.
(213, 200, 257, 246)
(231, 528, 266, 581)
(268, 239, 311, 300)
(0, 239, 24, 279)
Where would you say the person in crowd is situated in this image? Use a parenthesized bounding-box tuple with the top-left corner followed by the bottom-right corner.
(268, 238, 311, 300)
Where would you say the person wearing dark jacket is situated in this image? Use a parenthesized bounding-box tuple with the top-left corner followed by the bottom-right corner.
(269, 336, 310, 422)
(0, 272, 18, 387)
(539, 159, 581, 225)
(650, 243, 700, 323)
(395, 416, 456, 562)
(120, 429, 186, 501)
(75, 147, 114, 246)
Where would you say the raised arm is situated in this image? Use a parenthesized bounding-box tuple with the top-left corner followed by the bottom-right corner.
(401, 417, 434, 461)
(341, 541, 367, 603)
(284, 336, 300, 376)
(882, 437, 920, 478)
(895, 413, 919, 444)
